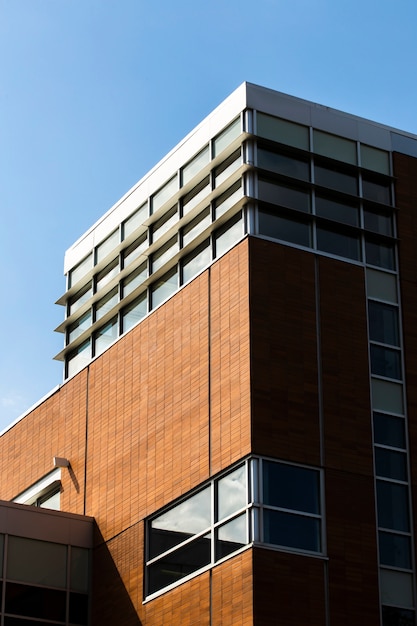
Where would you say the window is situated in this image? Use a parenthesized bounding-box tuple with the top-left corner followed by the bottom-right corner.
(151, 206, 178, 242)
(95, 287, 118, 322)
(122, 292, 147, 333)
(151, 236, 179, 273)
(95, 229, 119, 264)
(122, 262, 147, 298)
(214, 212, 244, 257)
(258, 147, 310, 181)
(182, 240, 211, 284)
(362, 177, 391, 205)
(365, 239, 395, 270)
(182, 146, 210, 185)
(314, 163, 357, 195)
(368, 301, 399, 346)
(145, 457, 322, 598)
(370, 345, 401, 380)
(214, 181, 242, 219)
(361, 145, 390, 175)
(313, 130, 357, 165)
(373, 413, 405, 449)
(151, 267, 178, 309)
(316, 226, 360, 261)
(315, 194, 358, 226)
(364, 208, 393, 236)
(122, 203, 148, 239)
(67, 339, 91, 378)
(182, 208, 211, 247)
(258, 178, 310, 212)
(68, 310, 91, 343)
(13, 469, 61, 510)
(213, 118, 241, 156)
(214, 149, 242, 187)
(68, 283, 93, 316)
(152, 176, 178, 213)
(257, 113, 309, 150)
(95, 259, 119, 292)
(68, 254, 92, 288)
(182, 176, 211, 215)
(258, 208, 310, 248)
(261, 460, 321, 552)
(94, 317, 118, 356)
(122, 233, 147, 268)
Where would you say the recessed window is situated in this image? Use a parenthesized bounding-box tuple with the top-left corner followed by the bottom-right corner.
(259, 209, 310, 248)
(375, 447, 407, 481)
(314, 164, 357, 195)
(379, 531, 411, 569)
(122, 292, 147, 333)
(214, 181, 242, 219)
(182, 208, 211, 247)
(68, 283, 93, 316)
(151, 267, 178, 309)
(182, 240, 211, 284)
(213, 118, 241, 157)
(182, 146, 210, 186)
(214, 149, 242, 187)
(257, 113, 309, 150)
(258, 148, 310, 181)
(94, 317, 118, 356)
(362, 177, 391, 205)
(376, 480, 410, 532)
(368, 301, 399, 346)
(122, 262, 147, 298)
(258, 178, 310, 213)
(313, 130, 357, 165)
(67, 339, 91, 378)
(365, 239, 395, 271)
(151, 236, 179, 273)
(366, 269, 398, 303)
(122, 203, 148, 239)
(382, 606, 414, 626)
(182, 176, 211, 216)
(364, 208, 393, 236)
(69, 254, 93, 289)
(123, 233, 147, 268)
(95, 287, 118, 322)
(316, 226, 360, 261)
(151, 206, 178, 242)
(315, 194, 358, 226)
(214, 212, 244, 257)
(68, 310, 92, 344)
(95, 229, 119, 264)
(152, 176, 178, 214)
(373, 413, 405, 449)
(370, 345, 402, 380)
(95, 259, 119, 292)
(361, 145, 390, 175)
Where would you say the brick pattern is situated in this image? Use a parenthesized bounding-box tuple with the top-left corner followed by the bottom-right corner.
(319, 257, 373, 475)
(393, 151, 417, 571)
(249, 238, 320, 466)
(252, 547, 326, 625)
(0, 370, 88, 512)
(210, 241, 251, 474)
(211, 550, 253, 626)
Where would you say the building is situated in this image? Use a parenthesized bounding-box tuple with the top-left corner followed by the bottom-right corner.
(1, 82, 417, 625)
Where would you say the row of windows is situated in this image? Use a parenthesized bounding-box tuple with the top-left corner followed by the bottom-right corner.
(145, 457, 322, 598)
(66, 213, 244, 377)
(68, 118, 242, 289)
(0, 535, 89, 626)
(364, 245, 415, 624)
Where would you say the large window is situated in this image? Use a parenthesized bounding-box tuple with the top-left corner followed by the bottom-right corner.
(145, 457, 323, 598)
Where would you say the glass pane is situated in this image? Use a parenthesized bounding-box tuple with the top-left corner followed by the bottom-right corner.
(150, 486, 211, 559)
(373, 413, 405, 448)
(69, 253, 92, 288)
(182, 208, 210, 247)
(375, 448, 407, 481)
(152, 236, 179, 273)
(94, 317, 118, 356)
(368, 301, 399, 346)
(217, 465, 247, 521)
(152, 175, 178, 213)
(148, 534, 211, 595)
(151, 267, 178, 308)
(362, 178, 391, 204)
(69, 283, 93, 315)
(213, 117, 240, 156)
(95, 259, 119, 292)
(370, 345, 401, 380)
(123, 233, 147, 268)
(377, 480, 410, 531)
(214, 182, 242, 219)
(122, 292, 147, 333)
(182, 241, 211, 284)
(366, 269, 397, 303)
(257, 113, 309, 150)
(67, 339, 91, 378)
(365, 240, 395, 270)
(214, 149, 241, 187)
(182, 177, 211, 215)
(69, 591, 89, 625)
(39, 488, 60, 510)
(122, 262, 147, 298)
(5, 583, 66, 620)
(382, 606, 414, 626)
(7, 537, 67, 587)
(379, 531, 411, 569)
(258, 148, 310, 181)
(313, 130, 357, 165)
(259, 210, 310, 247)
(316, 227, 360, 261)
(364, 209, 393, 236)
(380, 570, 414, 608)
(182, 146, 210, 185)
(70, 547, 89, 593)
(95, 287, 118, 321)
(315, 164, 357, 195)
(68, 310, 92, 343)
(264, 510, 320, 552)
(263, 461, 320, 514)
(258, 179, 310, 212)
(361, 145, 390, 174)
(152, 206, 178, 242)
(315, 195, 358, 226)
(371, 379, 404, 414)
(123, 203, 147, 239)
(214, 212, 244, 257)
(96, 229, 119, 264)
(216, 514, 247, 560)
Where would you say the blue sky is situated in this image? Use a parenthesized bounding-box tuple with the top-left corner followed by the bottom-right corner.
(1, 0, 416, 432)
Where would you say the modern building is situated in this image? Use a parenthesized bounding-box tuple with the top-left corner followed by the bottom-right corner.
(1, 82, 417, 625)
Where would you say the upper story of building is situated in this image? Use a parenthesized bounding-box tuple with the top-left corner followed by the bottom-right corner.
(55, 81, 417, 380)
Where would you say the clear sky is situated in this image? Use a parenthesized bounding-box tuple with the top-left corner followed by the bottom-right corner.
(1, 0, 416, 432)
